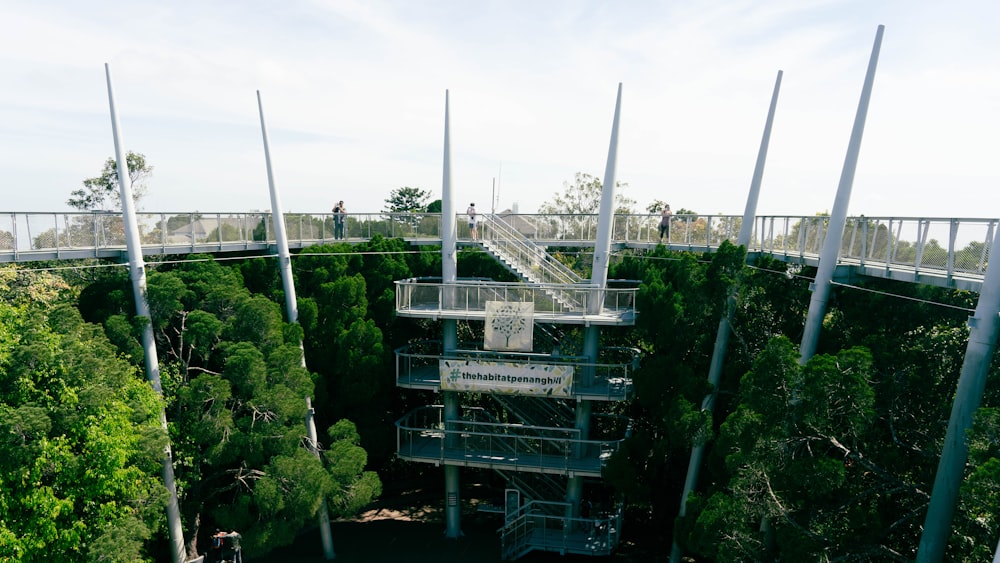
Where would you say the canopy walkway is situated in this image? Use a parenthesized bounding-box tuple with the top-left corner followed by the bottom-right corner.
(2, 211, 992, 292)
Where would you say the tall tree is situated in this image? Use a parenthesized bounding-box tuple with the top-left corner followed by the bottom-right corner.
(602, 243, 738, 542)
(384, 186, 431, 213)
(681, 337, 881, 561)
(539, 172, 635, 215)
(137, 257, 381, 558)
(67, 151, 152, 211)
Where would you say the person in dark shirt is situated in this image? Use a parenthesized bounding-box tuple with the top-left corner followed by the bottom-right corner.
(659, 204, 672, 242)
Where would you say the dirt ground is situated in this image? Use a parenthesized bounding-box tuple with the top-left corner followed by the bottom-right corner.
(252, 487, 661, 563)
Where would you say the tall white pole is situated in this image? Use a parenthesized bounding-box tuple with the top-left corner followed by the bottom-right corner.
(440, 90, 462, 539)
(571, 83, 623, 516)
(441, 90, 457, 289)
(670, 70, 782, 563)
(917, 228, 1000, 562)
(104, 63, 187, 563)
(257, 91, 299, 328)
(257, 91, 335, 559)
(589, 82, 623, 294)
(799, 25, 884, 363)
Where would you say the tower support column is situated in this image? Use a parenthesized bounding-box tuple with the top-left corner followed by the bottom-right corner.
(440, 90, 463, 539)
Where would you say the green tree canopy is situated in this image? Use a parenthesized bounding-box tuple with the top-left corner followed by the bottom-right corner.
(134, 256, 382, 558)
(681, 337, 879, 561)
(0, 295, 167, 562)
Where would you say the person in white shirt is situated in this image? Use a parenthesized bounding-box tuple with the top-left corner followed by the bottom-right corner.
(467, 202, 478, 241)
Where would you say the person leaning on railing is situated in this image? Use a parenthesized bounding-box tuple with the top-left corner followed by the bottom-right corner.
(658, 204, 672, 242)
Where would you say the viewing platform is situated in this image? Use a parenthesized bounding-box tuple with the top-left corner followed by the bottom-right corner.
(393, 277, 638, 326)
(394, 406, 627, 478)
(1, 211, 994, 292)
(395, 341, 637, 401)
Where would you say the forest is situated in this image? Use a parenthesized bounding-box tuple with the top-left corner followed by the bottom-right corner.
(0, 233, 998, 562)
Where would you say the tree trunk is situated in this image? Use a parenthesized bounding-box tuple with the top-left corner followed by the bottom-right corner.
(185, 512, 201, 560)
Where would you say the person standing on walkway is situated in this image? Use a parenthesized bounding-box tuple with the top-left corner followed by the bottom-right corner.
(333, 200, 346, 239)
(659, 204, 672, 242)
(467, 202, 478, 241)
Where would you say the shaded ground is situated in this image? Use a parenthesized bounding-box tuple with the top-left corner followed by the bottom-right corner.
(252, 487, 664, 563)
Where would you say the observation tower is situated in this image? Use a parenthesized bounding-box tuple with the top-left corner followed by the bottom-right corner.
(393, 86, 638, 559)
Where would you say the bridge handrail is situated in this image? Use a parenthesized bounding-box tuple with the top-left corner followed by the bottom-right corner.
(2, 212, 995, 289)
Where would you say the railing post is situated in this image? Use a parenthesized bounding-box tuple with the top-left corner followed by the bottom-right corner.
(158, 213, 165, 252)
(796, 218, 805, 259)
(11, 213, 19, 261)
(186, 214, 194, 253)
(915, 219, 929, 276)
(846, 218, 858, 259)
(979, 221, 995, 274)
(860, 219, 868, 269)
(53, 213, 60, 256)
(947, 219, 958, 282)
(93, 211, 100, 256)
(870, 219, 881, 262)
(890, 219, 903, 272)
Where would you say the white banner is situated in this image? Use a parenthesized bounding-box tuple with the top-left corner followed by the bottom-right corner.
(440, 359, 573, 398)
(484, 301, 533, 351)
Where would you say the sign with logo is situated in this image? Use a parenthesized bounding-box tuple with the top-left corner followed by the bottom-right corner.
(484, 301, 533, 351)
(439, 359, 573, 398)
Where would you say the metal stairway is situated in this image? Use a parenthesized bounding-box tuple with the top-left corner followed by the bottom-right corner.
(493, 470, 567, 509)
(500, 500, 624, 560)
(491, 394, 575, 429)
(479, 214, 586, 311)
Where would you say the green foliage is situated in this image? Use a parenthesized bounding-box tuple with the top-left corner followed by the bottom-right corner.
(128, 254, 384, 558)
(954, 408, 1000, 560)
(325, 420, 383, 515)
(601, 245, 738, 537)
(0, 299, 167, 562)
(292, 237, 414, 465)
(682, 337, 888, 560)
(384, 186, 431, 213)
(730, 254, 812, 361)
(8, 221, 999, 560)
(67, 151, 152, 211)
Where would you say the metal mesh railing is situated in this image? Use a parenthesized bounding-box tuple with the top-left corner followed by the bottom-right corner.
(500, 500, 623, 559)
(2, 212, 995, 288)
(393, 277, 638, 323)
(395, 405, 624, 475)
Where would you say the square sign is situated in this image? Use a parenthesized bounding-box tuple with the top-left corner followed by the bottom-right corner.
(484, 301, 533, 351)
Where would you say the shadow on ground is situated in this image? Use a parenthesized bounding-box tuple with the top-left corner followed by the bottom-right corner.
(250, 487, 661, 563)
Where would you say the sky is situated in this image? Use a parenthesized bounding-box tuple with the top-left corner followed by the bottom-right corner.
(1, 0, 998, 219)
